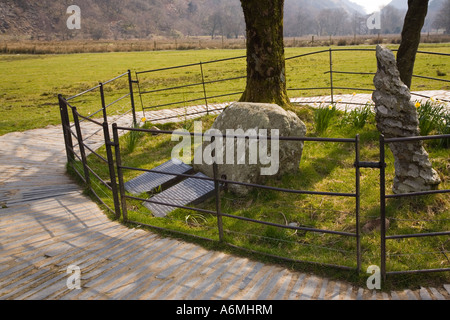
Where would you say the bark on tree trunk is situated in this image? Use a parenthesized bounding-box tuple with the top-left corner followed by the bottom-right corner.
(239, 0, 290, 107)
(396, 0, 429, 89)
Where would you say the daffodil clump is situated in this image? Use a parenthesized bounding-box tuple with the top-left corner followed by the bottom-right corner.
(314, 102, 338, 135)
(415, 98, 449, 148)
(341, 102, 374, 130)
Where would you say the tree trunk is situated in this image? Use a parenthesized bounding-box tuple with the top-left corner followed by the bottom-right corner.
(396, 0, 429, 88)
(239, 0, 290, 107)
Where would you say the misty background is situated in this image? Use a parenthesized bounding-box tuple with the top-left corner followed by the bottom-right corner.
(0, 0, 449, 41)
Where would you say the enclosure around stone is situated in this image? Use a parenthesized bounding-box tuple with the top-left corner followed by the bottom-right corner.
(57, 46, 450, 279)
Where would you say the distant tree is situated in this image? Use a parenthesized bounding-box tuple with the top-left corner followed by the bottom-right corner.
(284, 10, 315, 37)
(206, 11, 223, 39)
(315, 9, 331, 36)
(381, 5, 403, 34)
(14, 0, 29, 10)
(97, 0, 123, 19)
(396, 0, 429, 88)
(221, 4, 244, 38)
(433, 0, 450, 34)
(350, 12, 368, 35)
(86, 19, 108, 40)
(187, 1, 198, 15)
(315, 9, 350, 36)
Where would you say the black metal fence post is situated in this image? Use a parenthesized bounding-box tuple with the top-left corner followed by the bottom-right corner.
(103, 122, 122, 220)
(379, 134, 387, 282)
(58, 94, 75, 164)
(355, 134, 361, 273)
(128, 70, 137, 126)
(71, 106, 91, 187)
(213, 160, 223, 242)
(99, 83, 108, 123)
(135, 71, 146, 119)
(213, 161, 224, 242)
(211, 135, 223, 241)
(199, 61, 209, 115)
(329, 48, 334, 104)
(112, 123, 128, 222)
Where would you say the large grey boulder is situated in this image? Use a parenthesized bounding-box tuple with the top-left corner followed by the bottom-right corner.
(372, 45, 441, 194)
(193, 102, 307, 196)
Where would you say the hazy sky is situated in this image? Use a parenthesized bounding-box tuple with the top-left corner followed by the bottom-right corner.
(351, 0, 393, 13)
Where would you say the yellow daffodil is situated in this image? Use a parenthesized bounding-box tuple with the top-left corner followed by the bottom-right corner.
(352, 92, 356, 96)
(415, 102, 421, 108)
(141, 117, 147, 122)
(328, 105, 333, 110)
(430, 97, 435, 102)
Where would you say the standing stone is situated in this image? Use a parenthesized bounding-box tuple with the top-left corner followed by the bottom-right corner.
(193, 102, 306, 196)
(372, 45, 441, 194)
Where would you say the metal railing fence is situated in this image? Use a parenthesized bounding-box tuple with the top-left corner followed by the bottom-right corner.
(57, 46, 450, 281)
(133, 48, 449, 122)
(112, 125, 363, 272)
(58, 70, 138, 220)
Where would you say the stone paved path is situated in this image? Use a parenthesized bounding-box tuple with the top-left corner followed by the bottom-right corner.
(140, 90, 450, 124)
(290, 90, 450, 109)
(1, 93, 449, 300)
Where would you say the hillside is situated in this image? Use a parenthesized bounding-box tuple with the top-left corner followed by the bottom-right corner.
(387, 0, 445, 32)
(0, 0, 445, 40)
(0, 0, 227, 40)
(0, 0, 368, 40)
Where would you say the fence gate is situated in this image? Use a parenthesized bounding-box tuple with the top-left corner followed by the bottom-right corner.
(378, 134, 450, 280)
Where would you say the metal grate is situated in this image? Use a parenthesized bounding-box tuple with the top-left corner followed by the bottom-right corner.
(143, 172, 215, 217)
(124, 159, 193, 195)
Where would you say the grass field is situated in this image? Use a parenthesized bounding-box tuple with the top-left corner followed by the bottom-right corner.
(1, 43, 449, 136)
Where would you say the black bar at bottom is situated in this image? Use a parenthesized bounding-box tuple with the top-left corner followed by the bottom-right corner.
(356, 161, 383, 168)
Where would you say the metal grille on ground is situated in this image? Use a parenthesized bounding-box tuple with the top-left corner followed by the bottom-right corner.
(142, 172, 216, 218)
(124, 160, 193, 195)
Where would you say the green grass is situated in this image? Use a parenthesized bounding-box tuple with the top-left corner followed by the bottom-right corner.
(74, 106, 450, 290)
(1, 43, 449, 136)
(0, 50, 246, 135)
